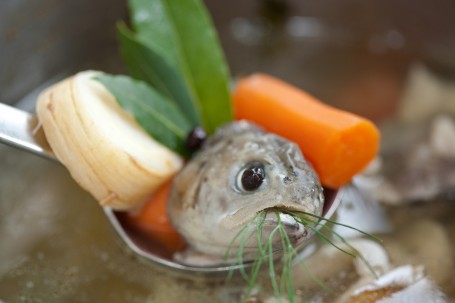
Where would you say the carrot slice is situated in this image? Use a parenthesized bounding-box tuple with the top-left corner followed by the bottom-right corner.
(126, 180, 186, 253)
(233, 73, 380, 188)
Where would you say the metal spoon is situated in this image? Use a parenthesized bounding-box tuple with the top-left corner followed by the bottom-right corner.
(0, 102, 342, 276)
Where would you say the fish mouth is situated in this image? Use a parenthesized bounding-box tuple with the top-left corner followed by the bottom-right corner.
(222, 207, 316, 263)
(260, 208, 310, 249)
(222, 205, 317, 259)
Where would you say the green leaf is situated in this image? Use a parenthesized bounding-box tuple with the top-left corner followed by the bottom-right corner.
(129, 0, 179, 65)
(118, 22, 200, 126)
(96, 74, 192, 156)
(128, 0, 232, 134)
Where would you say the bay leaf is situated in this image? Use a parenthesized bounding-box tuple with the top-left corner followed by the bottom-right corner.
(118, 23, 200, 126)
(127, 0, 232, 134)
(96, 74, 192, 155)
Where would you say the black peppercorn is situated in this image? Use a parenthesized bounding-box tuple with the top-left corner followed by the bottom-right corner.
(185, 127, 207, 152)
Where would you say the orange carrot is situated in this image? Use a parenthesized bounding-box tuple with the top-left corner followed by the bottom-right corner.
(126, 180, 186, 253)
(233, 73, 380, 188)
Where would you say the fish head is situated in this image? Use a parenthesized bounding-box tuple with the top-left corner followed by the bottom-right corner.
(168, 121, 324, 260)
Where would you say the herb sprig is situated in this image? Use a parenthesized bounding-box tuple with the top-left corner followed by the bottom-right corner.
(226, 209, 380, 303)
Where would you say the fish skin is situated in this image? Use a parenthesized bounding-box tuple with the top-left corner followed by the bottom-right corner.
(168, 121, 324, 258)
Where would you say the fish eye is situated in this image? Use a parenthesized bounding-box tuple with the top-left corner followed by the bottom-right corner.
(237, 161, 266, 192)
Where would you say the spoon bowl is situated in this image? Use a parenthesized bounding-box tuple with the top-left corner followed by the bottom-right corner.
(105, 186, 342, 276)
(0, 102, 342, 276)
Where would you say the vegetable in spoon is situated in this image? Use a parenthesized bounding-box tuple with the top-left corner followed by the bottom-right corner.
(126, 179, 186, 253)
(234, 74, 380, 188)
(36, 71, 184, 210)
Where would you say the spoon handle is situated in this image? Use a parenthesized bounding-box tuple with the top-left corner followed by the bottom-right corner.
(0, 103, 55, 160)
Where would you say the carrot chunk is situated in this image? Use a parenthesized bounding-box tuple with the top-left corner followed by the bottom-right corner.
(233, 74, 380, 188)
(126, 180, 186, 253)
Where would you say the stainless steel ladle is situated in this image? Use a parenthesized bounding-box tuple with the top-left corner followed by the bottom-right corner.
(0, 102, 342, 276)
